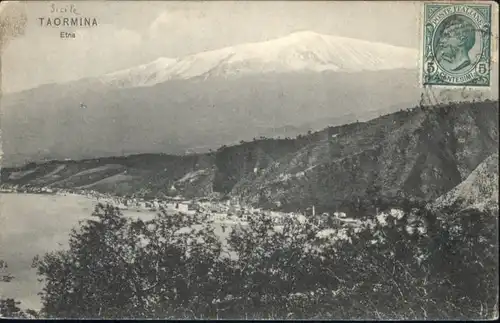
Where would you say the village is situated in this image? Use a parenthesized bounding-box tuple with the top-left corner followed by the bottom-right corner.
(2, 177, 431, 250)
(0, 183, 374, 232)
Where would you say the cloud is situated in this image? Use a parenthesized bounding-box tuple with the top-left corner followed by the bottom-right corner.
(147, 9, 198, 43)
(145, 9, 222, 58)
(148, 4, 208, 37)
(2, 23, 143, 92)
(77, 24, 142, 58)
(149, 11, 173, 39)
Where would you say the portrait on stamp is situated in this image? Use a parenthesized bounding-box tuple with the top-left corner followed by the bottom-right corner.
(435, 15, 478, 73)
(423, 3, 492, 86)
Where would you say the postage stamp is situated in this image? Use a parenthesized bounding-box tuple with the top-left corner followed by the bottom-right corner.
(422, 2, 492, 87)
(1, 1, 499, 320)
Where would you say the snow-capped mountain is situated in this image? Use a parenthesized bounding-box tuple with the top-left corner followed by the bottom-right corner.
(1, 31, 424, 166)
(98, 31, 418, 88)
(99, 57, 177, 88)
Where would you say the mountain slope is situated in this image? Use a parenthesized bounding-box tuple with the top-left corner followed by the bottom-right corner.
(1, 69, 419, 167)
(231, 101, 499, 211)
(99, 57, 177, 88)
(2, 101, 498, 212)
(434, 153, 499, 212)
(0, 31, 421, 166)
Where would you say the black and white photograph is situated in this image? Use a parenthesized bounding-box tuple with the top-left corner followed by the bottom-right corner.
(0, 0, 499, 319)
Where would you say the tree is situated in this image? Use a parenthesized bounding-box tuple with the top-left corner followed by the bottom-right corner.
(0, 2, 27, 90)
(31, 201, 498, 319)
(0, 298, 24, 318)
(33, 204, 225, 318)
(0, 259, 37, 318)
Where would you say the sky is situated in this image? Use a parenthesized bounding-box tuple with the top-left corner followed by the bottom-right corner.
(0, 0, 428, 93)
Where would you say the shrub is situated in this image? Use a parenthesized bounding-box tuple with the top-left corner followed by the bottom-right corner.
(31, 202, 498, 319)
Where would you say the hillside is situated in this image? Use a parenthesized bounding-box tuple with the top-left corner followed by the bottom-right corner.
(434, 153, 499, 213)
(0, 69, 419, 167)
(1, 101, 498, 212)
(232, 101, 499, 211)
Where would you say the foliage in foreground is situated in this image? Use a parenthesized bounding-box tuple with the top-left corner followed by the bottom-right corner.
(6, 202, 499, 319)
(0, 260, 39, 318)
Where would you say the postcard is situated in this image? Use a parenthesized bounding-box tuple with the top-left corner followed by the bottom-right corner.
(0, 1, 498, 319)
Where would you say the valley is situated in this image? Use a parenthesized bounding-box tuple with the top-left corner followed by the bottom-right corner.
(2, 100, 498, 214)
